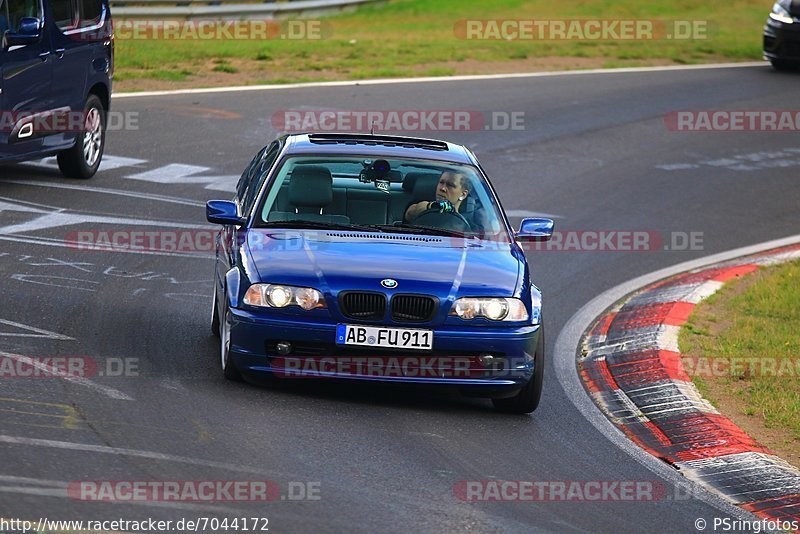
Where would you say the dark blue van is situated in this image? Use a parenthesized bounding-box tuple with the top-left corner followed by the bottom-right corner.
(1, 0, 113, 178)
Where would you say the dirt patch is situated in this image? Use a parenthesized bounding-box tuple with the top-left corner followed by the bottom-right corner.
(114, 55, 682, 93)
(681, 269, 800, 468)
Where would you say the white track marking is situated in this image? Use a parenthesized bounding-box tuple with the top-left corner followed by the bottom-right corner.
(0, 198, 211, 235)
(505, 210, 564, 219)
(126, 164, 239, 193)
(24, 155, 147, 172)
(657, 148, 800, 173)
(3, 180, 205, 207)
(112, 62, 765, 99)
(0, 352, 134, 401)
(0, 483, 245, 513)
(0, 319, 74, 340)
(0, 235, 213, 259)
(554, 233, 800, 522)
(0, 435, 284, 476)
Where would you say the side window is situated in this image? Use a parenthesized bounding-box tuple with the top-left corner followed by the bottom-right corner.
(7, 0, 41, 33)
(0, 0, 9, 37)
(242, 143, 280, 216)
(235, 149, 265, 203)
(78, 0, 100, 28)
(50, 0, 76, 31)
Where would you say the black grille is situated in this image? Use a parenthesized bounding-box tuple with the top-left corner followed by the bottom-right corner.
(391, 295, 437, 323)
(339, 292, 386, 320)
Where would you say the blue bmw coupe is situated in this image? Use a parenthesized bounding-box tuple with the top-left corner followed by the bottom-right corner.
(207, 133, 553, 413)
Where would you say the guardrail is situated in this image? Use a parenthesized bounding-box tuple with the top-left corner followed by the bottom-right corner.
(110, 0, 384, 20)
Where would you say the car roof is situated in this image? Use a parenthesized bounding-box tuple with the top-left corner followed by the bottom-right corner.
(280, 133, 477, 165)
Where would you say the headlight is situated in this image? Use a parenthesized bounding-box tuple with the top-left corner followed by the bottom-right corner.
(450, 298, 528, 322)
(244, 284, 326, 310)
(771, 0, 794, 23)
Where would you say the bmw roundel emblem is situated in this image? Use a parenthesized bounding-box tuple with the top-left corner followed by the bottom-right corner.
(381, 279, 398, 289)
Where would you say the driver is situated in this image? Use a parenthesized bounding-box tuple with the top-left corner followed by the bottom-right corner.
(405, 170, 470, 222)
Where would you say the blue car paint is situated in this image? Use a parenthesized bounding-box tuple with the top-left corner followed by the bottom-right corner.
(212, 134, 544, 397)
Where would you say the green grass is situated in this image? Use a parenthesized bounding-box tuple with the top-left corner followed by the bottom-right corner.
(680, 260, 800, 440)
(114, 0, 769, 87)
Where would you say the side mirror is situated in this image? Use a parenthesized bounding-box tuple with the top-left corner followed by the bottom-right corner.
(207, 200, 245, 226)
(6, 17, 42, 47)
(515, 217, 554, 242)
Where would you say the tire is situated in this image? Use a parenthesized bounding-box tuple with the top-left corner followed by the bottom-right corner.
(57, 94, 105, 179)
(770, 58, 799, 71)
(220, 307, 243, 382)
(211, 290, 221, 337)
(492, 327, 544, 414)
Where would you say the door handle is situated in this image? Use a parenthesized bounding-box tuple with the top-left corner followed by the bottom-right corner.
(55, 48, 65, 59)
(38, 51, 50, 61)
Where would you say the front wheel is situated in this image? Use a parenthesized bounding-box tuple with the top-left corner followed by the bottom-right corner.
(211, 290, 221, 337)
(57, 94, 105, 179)
(220, 307, 243, 382)
(492, 328, 544, 414)
(770, 58, 799, 71)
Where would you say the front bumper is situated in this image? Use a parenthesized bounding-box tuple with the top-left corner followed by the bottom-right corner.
(227, 307, 541, 397)
(764, 18, 800, 61)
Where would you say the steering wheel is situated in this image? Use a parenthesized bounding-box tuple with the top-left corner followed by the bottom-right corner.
(413, 208, 472, 232)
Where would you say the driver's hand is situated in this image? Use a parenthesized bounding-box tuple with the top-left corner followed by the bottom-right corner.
(428, 200, 455, 214)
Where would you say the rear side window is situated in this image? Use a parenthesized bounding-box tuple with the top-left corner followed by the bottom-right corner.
(241, 143, 280, 215)
(78, 0, 101, 27)
(50, 0, 75, 30)
(7, 0, 41, 33)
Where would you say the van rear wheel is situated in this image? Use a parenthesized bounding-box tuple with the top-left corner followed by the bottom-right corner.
(57, 95, 105, 179)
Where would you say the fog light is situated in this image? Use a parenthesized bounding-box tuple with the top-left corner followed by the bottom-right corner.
(479, 353, 495, 367)
(276, 342, 292, 355)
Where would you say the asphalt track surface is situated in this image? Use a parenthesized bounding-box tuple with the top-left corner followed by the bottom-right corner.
(1, 64, 799, 532)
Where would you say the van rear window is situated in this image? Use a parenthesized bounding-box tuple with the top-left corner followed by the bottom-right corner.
(78, 0, 101, 27)
(50, 0, 75, 30)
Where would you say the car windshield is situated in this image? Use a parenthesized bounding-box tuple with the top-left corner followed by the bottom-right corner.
(253, 155, 507, 238)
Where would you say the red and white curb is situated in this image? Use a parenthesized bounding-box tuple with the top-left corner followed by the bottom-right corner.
(580, 243, 800, 525)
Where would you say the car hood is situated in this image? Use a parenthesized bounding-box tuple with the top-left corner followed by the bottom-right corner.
(245, 229, 523, 298)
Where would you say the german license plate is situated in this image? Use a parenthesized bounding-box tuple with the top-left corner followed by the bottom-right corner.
(336, 324, 433, 351)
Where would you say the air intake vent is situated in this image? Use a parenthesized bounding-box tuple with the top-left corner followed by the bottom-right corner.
(339, 292, 387, 321)
(391, 295, 438, 323)
(326, 232, 442, 243)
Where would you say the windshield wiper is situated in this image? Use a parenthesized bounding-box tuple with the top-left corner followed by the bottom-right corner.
(367, 223, 470, 238)
(259, 220, 382, 232)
